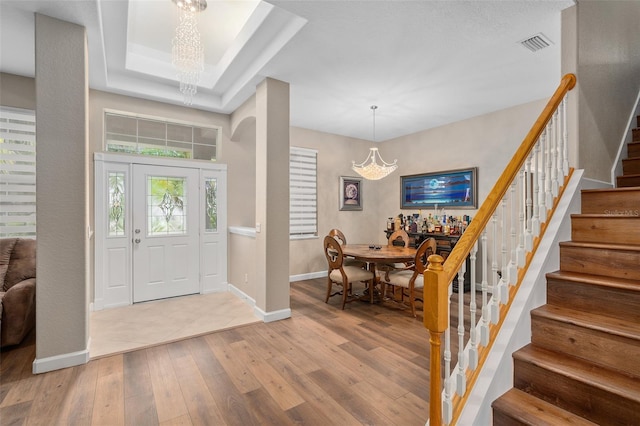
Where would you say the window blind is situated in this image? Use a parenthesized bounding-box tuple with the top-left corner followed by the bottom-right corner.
(0, 107, 36, 237)
(290, 147, 317, 238)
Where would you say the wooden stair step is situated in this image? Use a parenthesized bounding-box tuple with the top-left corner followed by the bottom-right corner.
(559, 241, 640, 281)
(617, 173, 640, 187)
(547, 270, 640, 322)
(628, 141, 640, 158)
(492, 388, 597, 426)
(513, 345, 640, 425)
(633, 127, 640, 143)
(531, 304, 640, 377)
(571, 214, 640, 245)
(622, 157, 640, 174)
(580, 187, 640, 215)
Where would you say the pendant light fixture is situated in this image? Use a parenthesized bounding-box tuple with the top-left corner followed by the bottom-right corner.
(352, 105, 398, 180)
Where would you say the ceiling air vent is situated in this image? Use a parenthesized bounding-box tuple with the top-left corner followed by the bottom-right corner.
(519, 33, 553, 52)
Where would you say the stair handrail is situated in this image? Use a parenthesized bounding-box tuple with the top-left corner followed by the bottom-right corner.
(423, 73, 577, 425)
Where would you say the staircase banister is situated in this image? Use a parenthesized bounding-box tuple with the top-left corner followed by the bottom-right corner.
(442, 73, 577, 280)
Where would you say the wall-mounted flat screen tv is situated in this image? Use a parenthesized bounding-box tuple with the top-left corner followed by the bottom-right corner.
(401, 167, 477, 209)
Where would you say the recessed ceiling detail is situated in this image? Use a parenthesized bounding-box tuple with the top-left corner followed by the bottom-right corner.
(118, 0, 307, 111)
(519, 33, 553, 52)
(0, 1, 574, 141)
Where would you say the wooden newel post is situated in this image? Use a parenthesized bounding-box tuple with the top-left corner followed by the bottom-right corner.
(424, 254, 448, 426)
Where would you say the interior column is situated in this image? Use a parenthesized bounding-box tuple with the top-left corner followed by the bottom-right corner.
(255, 78, 291, 320)
(34, 14, 89, 372)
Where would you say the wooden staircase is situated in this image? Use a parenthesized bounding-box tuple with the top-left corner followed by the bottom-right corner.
(492, 116, 640, 425)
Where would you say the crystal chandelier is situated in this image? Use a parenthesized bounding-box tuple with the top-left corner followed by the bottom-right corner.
(172, 0, 207, 105)
(352, 106, 398, 180)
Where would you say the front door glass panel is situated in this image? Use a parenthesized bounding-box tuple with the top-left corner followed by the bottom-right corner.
(147, 176, 187, 235)
(205, 178, 217, 232)
(108, 171, 125, 237)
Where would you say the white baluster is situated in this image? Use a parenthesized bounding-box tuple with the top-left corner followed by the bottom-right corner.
(538, 129, 548, 224)
(499, 198, 509, 303)
(556, 105, 565, 187)
(549, 110, 558, 197)
(524, 153, 533, 251)
(551, 111, 559, 197)
(508, 181, 517, 285)
(517, 168, 526, 267)
(490, 213, 500, 324)
(545, 122, 554, 209)
(469, 241, 478, 369)
(562, 97, 569, 176)
(443, 286, 452, 424)
(456, 262, 467, 395)
(531, 142, 541, 236)
(480, 230, 490, 346)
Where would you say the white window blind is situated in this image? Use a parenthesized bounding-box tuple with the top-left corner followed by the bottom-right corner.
(0, 107, 36, 237)
(290, 147, 317, 238)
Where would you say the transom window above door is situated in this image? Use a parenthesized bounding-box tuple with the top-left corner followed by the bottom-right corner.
(104, 111, 220, 161)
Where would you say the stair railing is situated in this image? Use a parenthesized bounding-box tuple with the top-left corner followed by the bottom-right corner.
(423, 73, 577, 425)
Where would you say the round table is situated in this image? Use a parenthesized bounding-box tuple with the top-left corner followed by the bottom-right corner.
(341, 244, 416, 303)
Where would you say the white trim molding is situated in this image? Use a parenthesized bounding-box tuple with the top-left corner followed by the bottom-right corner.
(228, 283, 256, 307)
(254, 306, 292, 323)
(290, 271, 326, 282)
(228, 226, 257, 238)
(33, 346, 90, 374)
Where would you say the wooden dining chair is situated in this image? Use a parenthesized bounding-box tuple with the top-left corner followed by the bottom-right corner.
(379, 229, 412, 299)
(380, 237, 437, 317)
(387, 229, 410, 248)
(323, 235, 375, 309)
(328, 228, 365, 267)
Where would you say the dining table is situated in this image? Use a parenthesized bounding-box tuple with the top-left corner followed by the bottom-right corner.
(341, 244, 417, 303)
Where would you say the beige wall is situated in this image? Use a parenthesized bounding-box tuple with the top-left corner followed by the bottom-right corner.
(288, 98, 548, 276)
(255, 78, 290, 314)
(289, 127, 376, 276)
(228, 232, 257, 298)
(4, 3, 640, 370)
(0, 73, 36, 110)
(34, 14, 89, 366)
(575, 0, 640, 182)
(228, 95, 257, 227)
(375, 99, 548, 224)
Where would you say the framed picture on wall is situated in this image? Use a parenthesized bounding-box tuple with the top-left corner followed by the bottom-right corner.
(339, 176, 363, 211)
(401, 167, 477, 209)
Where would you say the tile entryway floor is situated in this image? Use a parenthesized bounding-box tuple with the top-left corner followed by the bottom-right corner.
(90, 292, 260, 359)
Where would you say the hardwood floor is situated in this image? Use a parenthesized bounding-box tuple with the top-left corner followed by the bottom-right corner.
(0, 278, 478, 425)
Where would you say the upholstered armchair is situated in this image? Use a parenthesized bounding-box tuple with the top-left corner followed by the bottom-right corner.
(0, 238, 36, 347)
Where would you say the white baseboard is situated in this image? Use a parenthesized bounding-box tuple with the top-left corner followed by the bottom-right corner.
(228, 283, 256, 307)
(33, 345, 90, 374)
(228, 283, 291, 322)
(203, 282, 228, 294)
(290, 271, 326, 282)
(93, 298, 104, 311)
(254, 306, 292, 323)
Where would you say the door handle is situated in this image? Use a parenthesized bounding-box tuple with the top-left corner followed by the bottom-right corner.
(135, 238, 141, 244)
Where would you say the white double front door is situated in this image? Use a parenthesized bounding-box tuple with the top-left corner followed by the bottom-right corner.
(94, 154, 227, 309)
